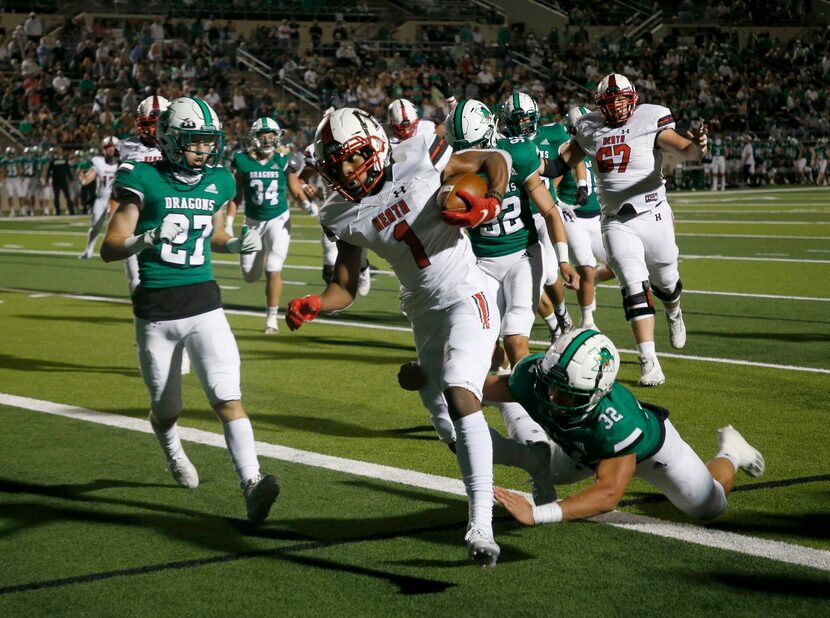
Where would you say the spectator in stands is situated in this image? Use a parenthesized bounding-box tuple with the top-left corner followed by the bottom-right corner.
(24, 13, 43, 43)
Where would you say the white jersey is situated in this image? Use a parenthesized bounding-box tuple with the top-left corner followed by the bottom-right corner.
(118, 136, 162, 163)
(573, 104, 675, 216)
(320, 131, 485, 319)
(90, 156, 119, 198)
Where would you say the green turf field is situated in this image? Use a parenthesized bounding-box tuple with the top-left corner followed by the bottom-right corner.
(0, 187, 828, 614)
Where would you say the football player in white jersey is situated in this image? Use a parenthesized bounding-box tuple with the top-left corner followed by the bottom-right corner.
(556, 73, 708, 386)
(286, 107, 510, 567)
(387, 98, 442, 144)
(79, 136, 120, 259)
(117, 95, 170, 294)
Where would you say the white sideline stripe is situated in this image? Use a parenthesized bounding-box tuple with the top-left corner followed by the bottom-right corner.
(3, 246, 830, 267)
(2, 286, 829, 374)
(672, 186, 829, 196)
(594, 284, 830, 303)
(677, 208, 830, 213)
(676, 233, 830, 240)
(676, 220, 827, 225)
(1, 392, 828, 573)
(0, 229, 87, 236)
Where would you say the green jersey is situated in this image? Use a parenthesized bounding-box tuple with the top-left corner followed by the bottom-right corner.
(710, 140, 725, 157)
(231, 149, 303, 221)
(533, 123, 600, 214)
(2, 157, 19, 178)
(466, 136, 539, 258)
(509, 353, 665, 468)
(113, 161, 235, 290)
(21, 157, 37, 178)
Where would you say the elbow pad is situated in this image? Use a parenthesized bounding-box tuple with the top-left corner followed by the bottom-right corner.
(542, 155, 570, 180)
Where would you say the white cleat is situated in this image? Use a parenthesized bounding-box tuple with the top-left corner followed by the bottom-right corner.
(667, 310, 687, 349)
(264, 317, 279, 334)
(166, 454, 199, 489)
(528, 441, 558, 506)
(357, 265, 371, 297)
(78, 250, 92, 260)
(465, 527, 500, 568)
(717, 425, 765, 478)
(638, 354, 665, 386)
(243, 474, 281, 524)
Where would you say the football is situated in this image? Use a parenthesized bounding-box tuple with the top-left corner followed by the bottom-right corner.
(438, 173, 488, 212)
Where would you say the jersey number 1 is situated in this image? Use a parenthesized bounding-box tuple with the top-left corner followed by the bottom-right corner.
(393, 221, 430, 269)
(596, 144, 631, 173)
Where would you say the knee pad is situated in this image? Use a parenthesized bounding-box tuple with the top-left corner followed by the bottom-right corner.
(622, 282, 655, 322)
(651, 279, 683, 303)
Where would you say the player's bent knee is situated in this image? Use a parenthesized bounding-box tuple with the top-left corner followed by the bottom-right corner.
(686, 479, 728, 520)
(651, 279, 683, 303)
(151, 399, 183, 420)
(622, 281, 655, 321)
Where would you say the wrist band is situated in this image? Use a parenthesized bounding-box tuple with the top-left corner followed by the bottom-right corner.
(532, 501, 563, 524)
(124, 232, 151, 256)
(554, 241, 569, 264)
(485, 189, 504, 202)
(577, 178, 588, 188)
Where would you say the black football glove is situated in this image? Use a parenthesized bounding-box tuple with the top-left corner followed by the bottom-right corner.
(576, 185, 589, 206)
(436, 73, 454, 99)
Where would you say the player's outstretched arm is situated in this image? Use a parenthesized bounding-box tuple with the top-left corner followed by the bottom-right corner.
(658, 124, 708, 161)
(286, 240, 362, 331)
(495, 453, 636, 525)
(525, 173, 579, 290)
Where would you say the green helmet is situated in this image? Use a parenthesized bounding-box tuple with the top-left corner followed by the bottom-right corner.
(156, 97, 225, 174)
(499, 91, 539, 138)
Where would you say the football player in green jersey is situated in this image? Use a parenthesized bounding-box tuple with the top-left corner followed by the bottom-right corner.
(228, 117, 310, 334)
(101, 97, 281, 524)
(815, 138, 828, 186)
(445, 98, 577, 366)
(486, 329, 765, 525)
(499, 93, 579, 340)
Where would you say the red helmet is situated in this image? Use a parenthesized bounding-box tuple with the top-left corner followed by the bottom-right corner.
(314, 108, 390, 202)
(136, 95, 170, 144)
(595, 74, 638, 126)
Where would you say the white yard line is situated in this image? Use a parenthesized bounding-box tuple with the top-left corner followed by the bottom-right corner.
(1, 392, 827, 573)
(2, 287, 829, 374)
(676, 233, 830, 240)
(676, 220, 828, 225)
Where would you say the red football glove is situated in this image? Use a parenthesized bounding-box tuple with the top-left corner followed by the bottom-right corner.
(441, 190, 502, 228)
(285, 294, 322, 331)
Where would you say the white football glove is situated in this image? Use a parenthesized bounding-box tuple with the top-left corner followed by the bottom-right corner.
(302, 200, 319, 217)
(125, 220, 181, 255)
(557, 201, 576, 223)
(226, 225, 262, 254)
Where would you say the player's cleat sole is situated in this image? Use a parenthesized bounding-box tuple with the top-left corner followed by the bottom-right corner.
(465, 527, 500, 568)
(166, 454, 199, 489)
(244, 474, 281, 524)
(638, 354, 665, 386)
(667, 310, 687, 349)
(717, 425, 765, 478)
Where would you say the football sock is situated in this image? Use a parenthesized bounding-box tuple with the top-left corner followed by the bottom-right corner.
(151, 418, 185, 461)
(580, 302, 596, 327)
(555, 302, 568, 317)
(637, 341, 656, 357)
(543, 312, 559, 332)
(454, 411, 493, 536)
(665, 304, 681, 320)
(222, 417, 261, 486)
(496, 401, 546, 443)
(714, 450, 740, 473)
(267, 306, 278, 320)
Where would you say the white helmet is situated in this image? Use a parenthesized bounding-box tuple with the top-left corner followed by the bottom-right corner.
(499, 92, 539, 138)
(101, 135, 120, 149)
(248, 116, 283, 155)
(156, 97, 224, 174)
(387, 98, 419, 140)
(534, 329, 618, 420)
(595, 73, 638, 126)
(566, 105, 591, 135)
(314, 107, 390, 202)
(136, 94, 170, 143)
(444, 99, 496, 150)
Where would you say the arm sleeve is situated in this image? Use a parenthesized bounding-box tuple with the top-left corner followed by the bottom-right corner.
(541, 155, 570, 180)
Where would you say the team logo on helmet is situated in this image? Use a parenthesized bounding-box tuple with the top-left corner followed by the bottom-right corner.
(444, 99, 496, 150)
